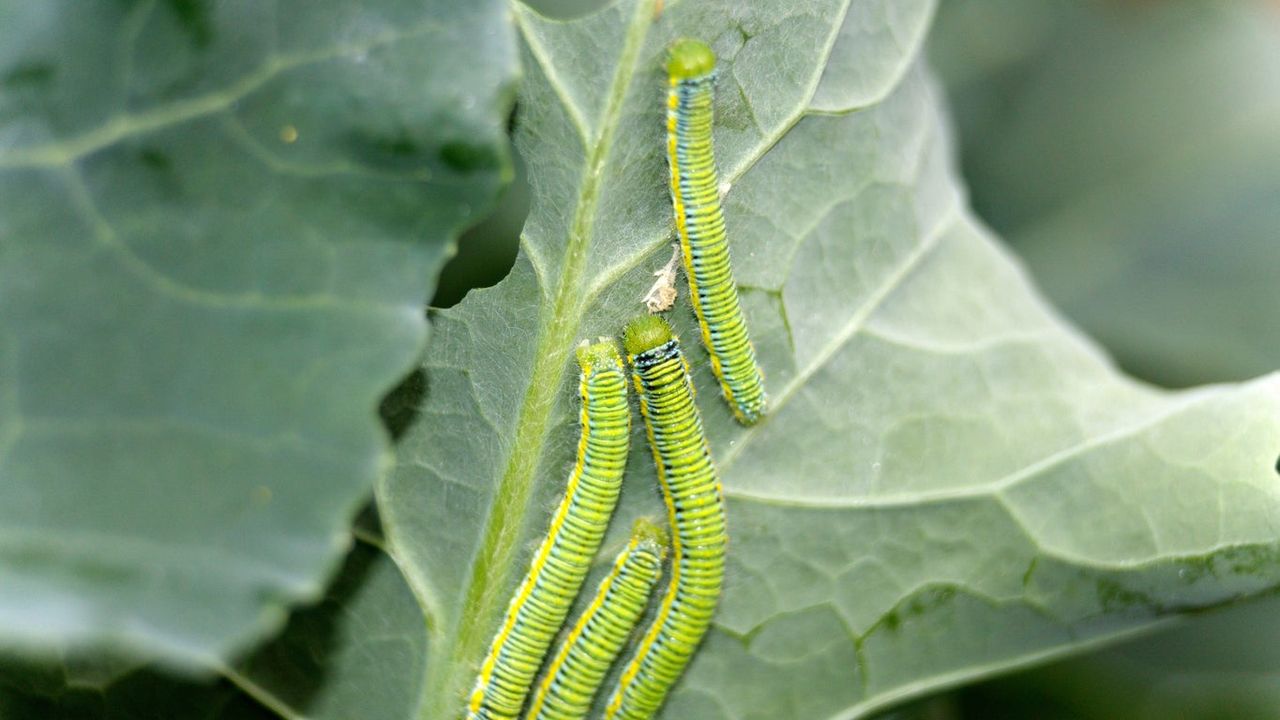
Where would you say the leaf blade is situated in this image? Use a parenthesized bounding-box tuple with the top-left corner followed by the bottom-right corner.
(0, 0, 517, 665)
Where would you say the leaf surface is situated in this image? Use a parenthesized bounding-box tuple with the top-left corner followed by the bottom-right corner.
(376, 0, 1280, 718)
(0, 0, 515, 664)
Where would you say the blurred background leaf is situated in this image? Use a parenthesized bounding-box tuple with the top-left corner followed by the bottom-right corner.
(0, 0, 514, 667)
(930, 0, 1280, 388)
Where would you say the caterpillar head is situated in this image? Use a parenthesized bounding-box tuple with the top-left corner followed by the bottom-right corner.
(667, 38, 715, 80)
(623, 315, 674, 355)
(629, 517, 669, 560)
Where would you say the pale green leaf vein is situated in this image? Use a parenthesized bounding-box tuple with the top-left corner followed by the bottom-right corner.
(514, 5, 592, 146)
(0, 21, 444, 169)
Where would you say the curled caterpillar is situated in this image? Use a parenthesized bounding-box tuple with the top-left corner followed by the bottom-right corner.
(666, 38, 767, 425)
(467, 341, 630, 720)
(606, 316, 727, 719)
(526, 518, 668, 720)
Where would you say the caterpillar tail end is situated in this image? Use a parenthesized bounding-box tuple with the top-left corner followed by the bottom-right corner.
(731, 393, 767, 426)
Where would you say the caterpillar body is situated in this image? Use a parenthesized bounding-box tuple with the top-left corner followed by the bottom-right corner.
(467, 341, 631, 720)
(666, 38, 767, 425)
(526, 518, 668, 720)
(606, 316, 727, 719)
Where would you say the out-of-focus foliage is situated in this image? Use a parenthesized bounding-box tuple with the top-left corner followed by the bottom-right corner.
(932, 0, 1280, 388)
(0, 0, 516, 666)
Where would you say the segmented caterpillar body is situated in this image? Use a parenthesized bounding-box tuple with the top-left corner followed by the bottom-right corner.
(467, 341, 631, 720)
(526, 519, 668, 720)
(606, 316, 727, 719)
(666, 39, 766, 425)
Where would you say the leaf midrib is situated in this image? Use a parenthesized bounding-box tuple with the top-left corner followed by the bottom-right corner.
(428, 0, 659, 715)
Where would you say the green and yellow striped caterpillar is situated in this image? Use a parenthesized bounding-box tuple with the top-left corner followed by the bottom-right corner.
(606, 316, 727, 719)
(526, 518, 668, 720)
(666, 38, 767, 425)
(467, 341, 631, 720)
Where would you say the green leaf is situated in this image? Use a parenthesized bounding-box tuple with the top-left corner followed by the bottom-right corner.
(931, 0, 1280, 387)
(0, 0, 515, 665)
(376, 0, 1279, 718)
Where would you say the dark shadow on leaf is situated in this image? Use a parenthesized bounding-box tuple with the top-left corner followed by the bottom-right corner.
(229, 543, 381, 715)
(380, 367, 429, 442)
(0, 653, 273, 720)
(431, 104, 526, 309)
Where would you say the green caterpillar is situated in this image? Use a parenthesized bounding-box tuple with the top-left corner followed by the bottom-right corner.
(666, 38, 767, 425)
(606, 316, 727, 719)
(526, 518, 668, 720)
(467, 341, 630, 720)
